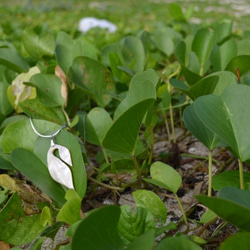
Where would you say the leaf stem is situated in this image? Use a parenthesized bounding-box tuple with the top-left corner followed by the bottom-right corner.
(181, 153, 220, 164)
(199, 66, 203, 76)
(156, 99, 190, 112)
(88, 176, 124, 191)
(238, 159, 244, 190)
(62, 109, 70, 126)
(162, 64, 181, 144)
(164, 114, 171, 144)
(174, 193, 188, 227)
(132, 154, 142, 187)
(168, 92, 176, 143)
(148, 125, 154, 165)
(208, 150, 213, 197)
(102, 147, 109, 164)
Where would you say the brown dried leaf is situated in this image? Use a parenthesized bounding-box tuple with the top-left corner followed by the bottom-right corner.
(55, 65, 68, 107)
(0, 241, 10, 250)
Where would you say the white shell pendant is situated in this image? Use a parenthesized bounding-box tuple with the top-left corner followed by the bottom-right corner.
(47, 139, 74, 189)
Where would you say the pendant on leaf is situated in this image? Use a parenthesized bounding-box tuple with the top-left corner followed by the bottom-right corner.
(47, 139, 74, 189)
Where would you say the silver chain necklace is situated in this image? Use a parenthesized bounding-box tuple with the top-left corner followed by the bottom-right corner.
(30, 118, 74, 190)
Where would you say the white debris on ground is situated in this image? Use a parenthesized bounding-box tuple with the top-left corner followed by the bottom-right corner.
(78, 17, 117, 33)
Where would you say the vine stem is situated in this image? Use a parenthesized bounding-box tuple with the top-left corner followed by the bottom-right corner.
(208, 150, 213, 197)
(132, 154, 142, 187)
(174, 193, 188, 227)
(238, 159, 244, 190)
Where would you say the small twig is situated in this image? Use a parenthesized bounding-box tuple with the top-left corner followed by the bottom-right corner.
(211, 221, 228, 238)
(196, 217, 218, 237)
(157, 192, 176, 199)
(235, 67, 241, 82)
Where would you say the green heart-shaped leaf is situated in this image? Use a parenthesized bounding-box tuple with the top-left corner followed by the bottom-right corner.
(55, 31, 73, 74)
(127, 229, 155, 250)
(172, 71, 237, 100)
(156, 236, 201, 250)
(212, 170, 250, 191)
(102, 76, 156, 154)
(0, 192, 46, 245)
(1, 119, 60, 153)
(71, 206, 124, 249)
(169, 3, 186, 21)
(196, 187, 250, 231)
(85, 107, 112, 146)
(119, 36, 146, 73)
(211, 39, 237, 71)
(19, 98, 66, 123)
(69, 56, 116, 107)
(55, 32, 99, 76)
(214, 19, 232, 44)
(192, 27, 215, 75)
(11, 149, 66, 207)
(118, 205, 155, 246)
(27, 73, 65, 107)
(22, 28, 55, 59)
(103, 99, 154, 154)
(146, 161, 182, 194)
(151, 30, 174, 57)
(219, 232, 250, 250)
(0, 78, 13, 118)
(194, 84, 250, 162)
(184, 103, 224, 150)
(226, 55, 250, 76)
(133, 189, 167, 224)
(0, 48, 29, 73)
(57, 189, 82, 225)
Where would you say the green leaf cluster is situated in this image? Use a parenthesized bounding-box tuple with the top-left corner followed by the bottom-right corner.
(2, 2, 250, 249)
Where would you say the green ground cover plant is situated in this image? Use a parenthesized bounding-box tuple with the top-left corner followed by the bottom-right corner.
(1, 1, 250, 249)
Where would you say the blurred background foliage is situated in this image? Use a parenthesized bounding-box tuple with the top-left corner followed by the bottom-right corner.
(2, 0, 250, 40)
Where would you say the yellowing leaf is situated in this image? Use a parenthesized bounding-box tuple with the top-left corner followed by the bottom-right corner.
(57, 189, 82, 225)
(55, 65, 68, 107)
(7, 66, 39, 112)
(0, 174, 22, 192)
(40, 206, 53, 226)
